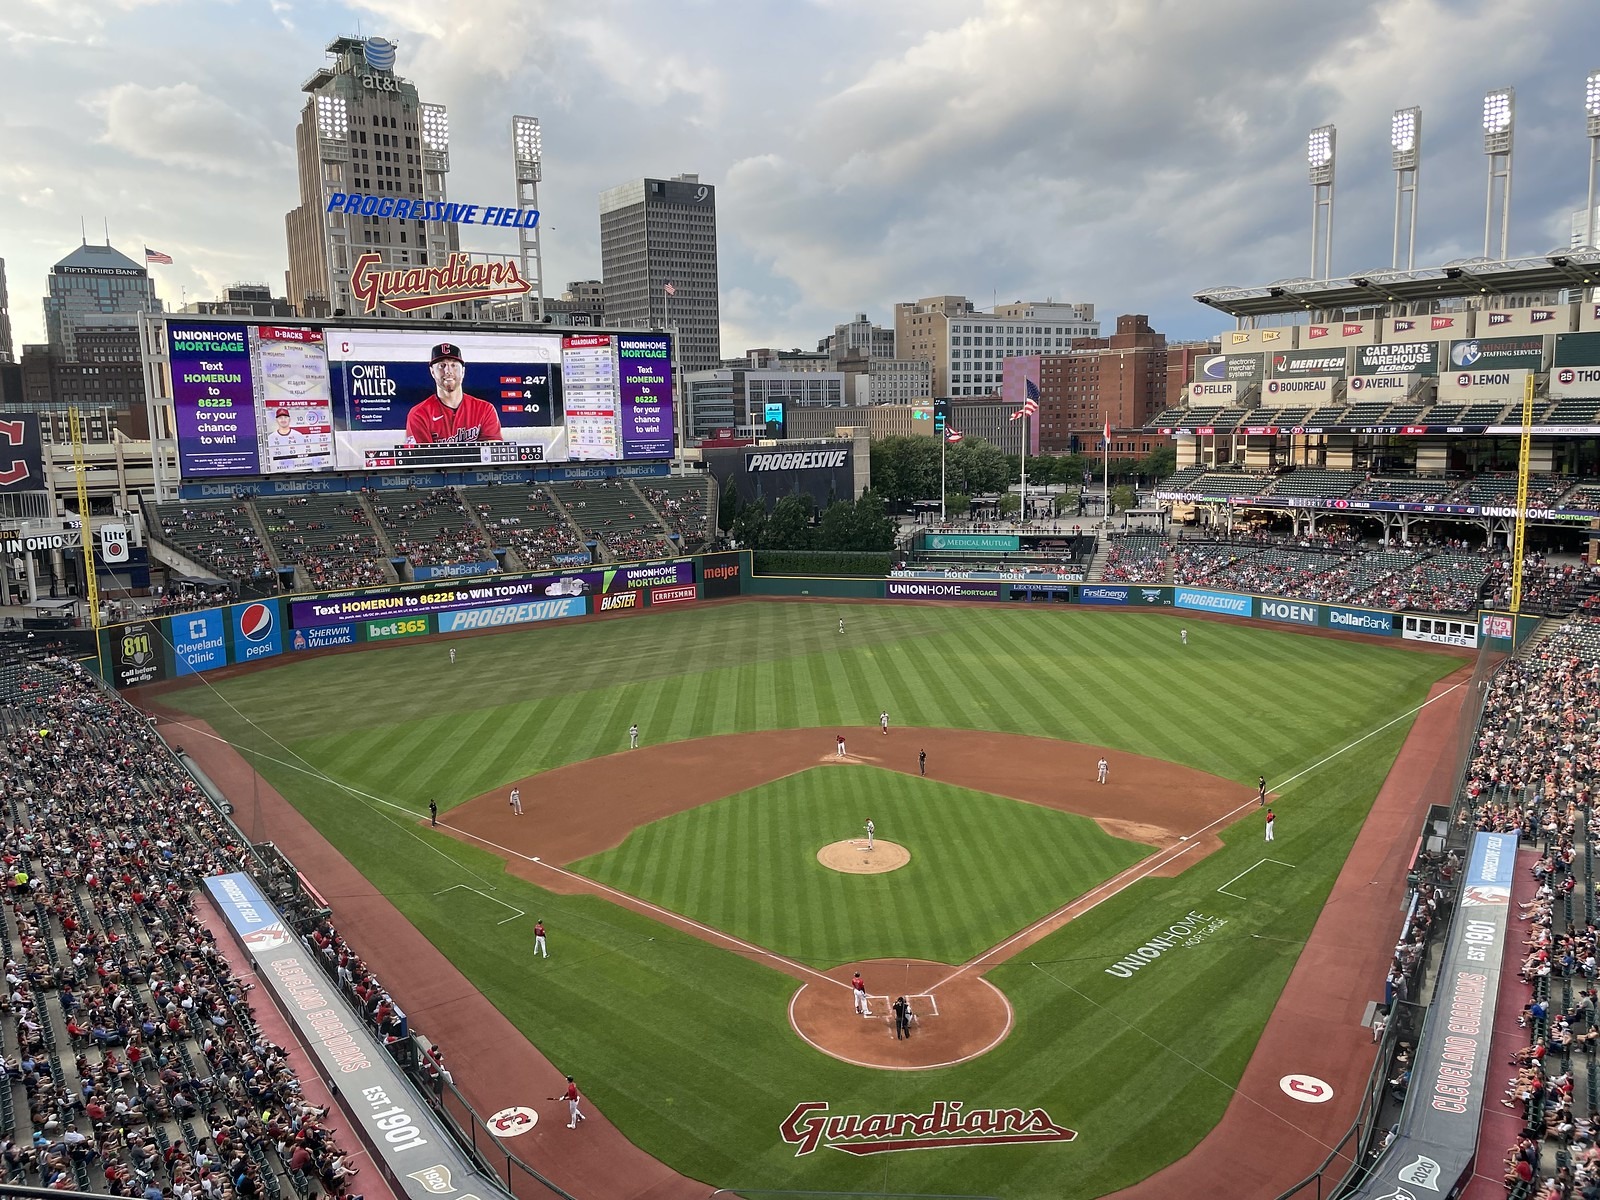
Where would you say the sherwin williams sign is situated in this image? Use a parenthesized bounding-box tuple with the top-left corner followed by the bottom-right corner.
(1173, 588, 1250, 616)
(925, 533, 1020, 552)
(1327, 606, 1393, 634)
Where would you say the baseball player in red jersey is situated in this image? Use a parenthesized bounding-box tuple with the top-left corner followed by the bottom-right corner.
(404, 343, 503, 445)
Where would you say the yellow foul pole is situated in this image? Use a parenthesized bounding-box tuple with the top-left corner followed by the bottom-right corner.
(68, 407, 99, 632)
(1508, 374, 1534, 617)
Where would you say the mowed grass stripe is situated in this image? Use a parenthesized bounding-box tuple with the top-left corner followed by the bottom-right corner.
(573, 766, 1150, 966)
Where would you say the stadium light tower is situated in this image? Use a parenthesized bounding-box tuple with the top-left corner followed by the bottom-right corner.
(419, 102, 454, 285)
(1584, 71, 1600, 248)
(1482, 87, 1514, 260)
(1391, 107, 1421, 270)
(1307, 125, 1336, 279)
(511, 115, 547, 323)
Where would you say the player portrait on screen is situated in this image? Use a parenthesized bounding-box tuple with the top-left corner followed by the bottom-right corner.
(405, 343, 503, 445)
(265, 409, 315, 472)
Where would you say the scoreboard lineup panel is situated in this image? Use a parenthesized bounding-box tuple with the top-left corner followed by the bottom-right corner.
(166, 319, 676, 480)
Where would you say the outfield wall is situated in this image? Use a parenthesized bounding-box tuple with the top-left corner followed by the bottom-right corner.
(91, 547, 1538, 689)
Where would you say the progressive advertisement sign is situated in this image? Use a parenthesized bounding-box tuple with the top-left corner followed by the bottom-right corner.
(1355, 342, 1437, 375)
(1173, 588, 1250, 616)
(167, 318, 676, 479)
(289, 561, 693, 628)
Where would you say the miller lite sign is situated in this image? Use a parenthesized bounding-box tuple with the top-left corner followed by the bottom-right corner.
(99, 524, 130, 564)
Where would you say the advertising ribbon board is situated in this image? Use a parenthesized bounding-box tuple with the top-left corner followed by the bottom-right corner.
(203, 874, 495, 1200)
(290, 562, 693, 629)
(925, 533, 1020, 552)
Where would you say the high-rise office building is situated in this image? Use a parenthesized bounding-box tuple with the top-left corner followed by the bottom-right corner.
(599, 174, 721, 372)
(0, 259, 13, 364)
(284, 35, 458, 317)
(894, 295, 1098, 398)
(1035, 315, 1168, 452)
(43, 242, 161, 359)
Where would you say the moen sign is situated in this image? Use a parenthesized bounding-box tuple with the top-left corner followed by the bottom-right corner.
(350, 252, 533, 315)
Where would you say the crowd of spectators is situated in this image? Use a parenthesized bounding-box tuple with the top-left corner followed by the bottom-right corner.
(1100, 535, 1170, 583)
(259, 500, 387, 591)
(0, 650, 375, 1199)
(1457, 618, 1600, 1196)
(470, 493, 587, 572)
(153, 508, 273, 587)
(639, 484, 710, 549)
(372, 490, 492, 570)
(554, 482, 668, 563)
(1486, 556, 1600, 617)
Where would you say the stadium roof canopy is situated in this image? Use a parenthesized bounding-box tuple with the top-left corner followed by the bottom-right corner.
(1194, 250, 1600, 322)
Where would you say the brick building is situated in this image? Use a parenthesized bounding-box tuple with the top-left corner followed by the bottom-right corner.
(1036, 315, 1168, 453)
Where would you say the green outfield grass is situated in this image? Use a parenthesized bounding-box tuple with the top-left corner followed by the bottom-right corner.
(571, 766, 1151, 965)
(164, 601, 1461, 1199)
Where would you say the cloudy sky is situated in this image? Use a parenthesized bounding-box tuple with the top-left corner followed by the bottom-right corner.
(3, 0, 1598, 355)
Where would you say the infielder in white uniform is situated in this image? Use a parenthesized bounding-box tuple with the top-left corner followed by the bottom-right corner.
(880, 711, 889, 735)
(865, 818, 875, 851)
(1096, 757, 1108, 784)
(509, 787, 523, 815)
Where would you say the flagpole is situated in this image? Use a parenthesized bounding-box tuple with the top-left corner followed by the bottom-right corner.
(1019, 412, 1027, 526)
(940, 431, 946, 524)
(1103, 422, 1110, 526)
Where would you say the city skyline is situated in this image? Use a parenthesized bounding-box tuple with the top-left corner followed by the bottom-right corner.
(2, 0, 1598, 356)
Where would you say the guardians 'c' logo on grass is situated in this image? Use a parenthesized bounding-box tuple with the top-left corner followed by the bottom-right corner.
(780, 1101, 1076, 1157)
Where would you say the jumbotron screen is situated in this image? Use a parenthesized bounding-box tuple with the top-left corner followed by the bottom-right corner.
(166, 320, 675, 478)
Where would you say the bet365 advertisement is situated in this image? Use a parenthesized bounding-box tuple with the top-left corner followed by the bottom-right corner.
(167, 319, 675, 479)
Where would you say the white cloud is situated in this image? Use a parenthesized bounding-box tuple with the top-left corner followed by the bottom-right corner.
(89, 82, 291, 178)
(1, 0, 1597, 355)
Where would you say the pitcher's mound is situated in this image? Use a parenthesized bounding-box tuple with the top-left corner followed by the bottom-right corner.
(817, 840, 909, 874)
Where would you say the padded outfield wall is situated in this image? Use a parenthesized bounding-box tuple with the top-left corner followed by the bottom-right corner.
(92, 548, 1537, 689)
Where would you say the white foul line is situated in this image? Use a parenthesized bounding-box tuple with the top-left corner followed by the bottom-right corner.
(444, 829, 847, 991)
(930, 679, 1463, 992)
(434, 883, 525, 925)
(1216, 858, 1296, 900)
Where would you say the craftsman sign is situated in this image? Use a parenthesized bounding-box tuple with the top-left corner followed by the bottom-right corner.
(779, 1101, 1076, 1156)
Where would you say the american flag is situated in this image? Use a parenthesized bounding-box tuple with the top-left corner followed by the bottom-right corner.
(945, 428, 964, 444)
(663, 282, 676, 296)
(1009, 377, 1040, 420)
(144, 247, 173, 265)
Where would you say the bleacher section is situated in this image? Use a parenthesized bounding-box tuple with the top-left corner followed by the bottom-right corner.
(257, 495, 389, 590)
(548, 481, 671, 563)
(368, 488, 492, 570)
(638, 476, 715, 550)
(149, 501, 274, 586)
(0, 649, 363, 1199)
(1348, 476, 1463, 504)
(1099, 535, 1169, 583)
(1264, 469, 1364, 499)
(461, 485, 588, 571)
(1461, 473, 1571, 510)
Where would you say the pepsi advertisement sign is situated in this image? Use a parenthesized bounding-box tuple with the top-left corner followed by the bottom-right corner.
(172, 609, 227, 676)
(231, 600, 283, 663)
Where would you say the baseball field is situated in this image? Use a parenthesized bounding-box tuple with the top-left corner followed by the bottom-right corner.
(159, 600, 1460, 1198)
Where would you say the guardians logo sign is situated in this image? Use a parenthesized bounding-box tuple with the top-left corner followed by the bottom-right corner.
(780, 1100, 1075, 1156)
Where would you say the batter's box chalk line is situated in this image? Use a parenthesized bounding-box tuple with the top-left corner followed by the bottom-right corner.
(435, 883, 527, 925)
(1216, 858, 1296, 900)
(867, 993, 939, 1017)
